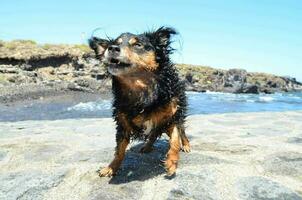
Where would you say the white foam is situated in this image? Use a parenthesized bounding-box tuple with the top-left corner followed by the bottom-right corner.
(259, 96, 274, 102)
(67, 100, 112, 112)
(246, 100, 255, 103)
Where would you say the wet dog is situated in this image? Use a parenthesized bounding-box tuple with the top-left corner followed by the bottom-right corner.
(89, 27, 190, 177)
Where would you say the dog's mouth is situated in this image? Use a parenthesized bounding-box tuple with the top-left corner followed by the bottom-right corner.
(106, 58, 131, 68)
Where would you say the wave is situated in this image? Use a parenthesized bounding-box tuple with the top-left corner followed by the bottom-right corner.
(1, 91, 301, 122)
(65, 92, 302, 115)
(258, 96, 274, 102)
(67, 100, 112, 112)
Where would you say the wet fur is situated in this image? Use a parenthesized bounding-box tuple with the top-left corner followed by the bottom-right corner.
(89, 27, 190, 177)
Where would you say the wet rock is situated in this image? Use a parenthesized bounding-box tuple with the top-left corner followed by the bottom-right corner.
(168, 169, 221, 200)
(57, 149, 114, 164)
(0, 170, 67, 200)
(237, 176, 302, 200)
(90, 180, 143, 200)
(107, 141, 168, 184)
(288, 137, 302, 144)
(263, 152, 302, 178)
(0, 111, 302, 199)
(240, 84, 259, 94)
(24, 145, 66, 162)
(180, 153, 231, 167)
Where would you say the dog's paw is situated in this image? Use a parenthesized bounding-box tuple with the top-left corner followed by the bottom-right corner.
(164, 159, 177, 176)
(182, 144, 191, 153)
(140, 145, 153, 153)
(98, 167, 115, 177)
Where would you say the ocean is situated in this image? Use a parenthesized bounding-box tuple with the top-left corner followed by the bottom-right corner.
(1, 91, 302, 122)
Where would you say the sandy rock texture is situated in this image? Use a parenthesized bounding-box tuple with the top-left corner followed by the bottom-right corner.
(0, 111, 302, 200)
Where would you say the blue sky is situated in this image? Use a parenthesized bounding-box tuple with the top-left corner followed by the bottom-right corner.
(1, 0, 302, 81)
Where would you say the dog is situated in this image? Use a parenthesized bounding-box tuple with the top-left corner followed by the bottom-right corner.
(89, 27, 190, 177)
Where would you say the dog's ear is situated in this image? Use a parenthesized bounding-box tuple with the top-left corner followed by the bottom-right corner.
(149, 27, 177, 48)
(88, 37, 109, 59)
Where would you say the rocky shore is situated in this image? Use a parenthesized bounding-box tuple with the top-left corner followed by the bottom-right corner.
(0, 111, 302, 200)
(0, 40, 302, 103)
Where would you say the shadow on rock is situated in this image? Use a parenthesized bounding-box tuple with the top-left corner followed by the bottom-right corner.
(109, 139, 169, 184)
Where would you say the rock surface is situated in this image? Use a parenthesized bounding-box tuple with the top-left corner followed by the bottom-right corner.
(1, 40, 301, 103)
(178, 65, 302, 94)
(0, 111, 302, 200)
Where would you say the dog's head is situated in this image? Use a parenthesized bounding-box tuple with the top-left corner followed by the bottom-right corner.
(89, 27, 177, 75)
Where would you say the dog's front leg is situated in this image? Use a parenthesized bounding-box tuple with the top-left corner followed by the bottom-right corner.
(99, 134, 129, 177)
(165, 124, 181, 176)
(99, 112, 132, 177)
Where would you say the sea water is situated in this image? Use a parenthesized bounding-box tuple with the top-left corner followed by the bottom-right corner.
(0, 91, 302, 121)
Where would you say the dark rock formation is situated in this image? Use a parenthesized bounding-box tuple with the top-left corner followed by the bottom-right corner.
(178, 64, 302, 94)
(222, 69, 259, 94)
(0, 40, 301, 100)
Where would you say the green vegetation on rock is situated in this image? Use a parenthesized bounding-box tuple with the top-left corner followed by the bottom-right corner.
(0, 40, 92, 60)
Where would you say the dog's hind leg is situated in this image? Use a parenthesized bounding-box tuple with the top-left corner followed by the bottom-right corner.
(99, 134, 129, 177)
(165, 124, 181, 176)
(179, 125, 191, 153)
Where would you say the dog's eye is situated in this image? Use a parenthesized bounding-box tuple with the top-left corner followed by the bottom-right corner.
(134, 43, 143, 48)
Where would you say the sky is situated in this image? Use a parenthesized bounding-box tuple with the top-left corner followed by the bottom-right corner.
(1, 0, 302, 81)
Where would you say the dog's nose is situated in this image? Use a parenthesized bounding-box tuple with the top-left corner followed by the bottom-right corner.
(108, 45, 120, 53)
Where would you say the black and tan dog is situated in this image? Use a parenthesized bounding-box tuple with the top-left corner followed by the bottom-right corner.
(89, 27, 190, 177)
